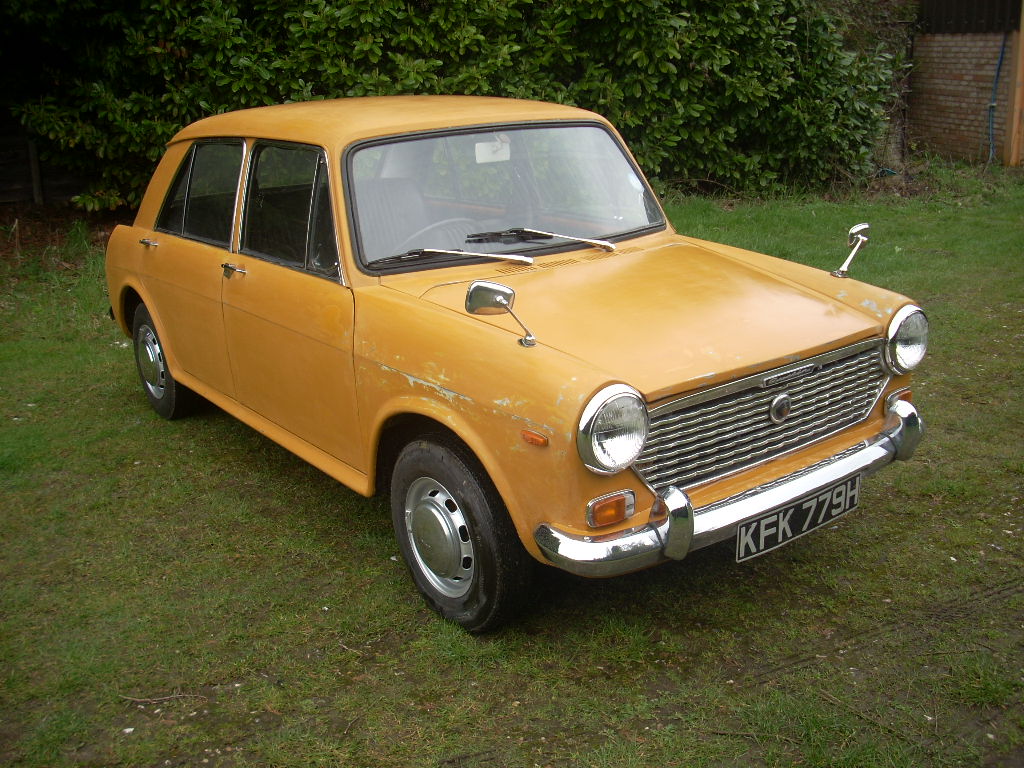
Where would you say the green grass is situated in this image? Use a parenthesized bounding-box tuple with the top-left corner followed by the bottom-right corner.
(2, 171, 1023, 767)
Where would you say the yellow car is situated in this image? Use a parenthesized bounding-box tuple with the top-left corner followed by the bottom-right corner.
(106, 96, 927, 631)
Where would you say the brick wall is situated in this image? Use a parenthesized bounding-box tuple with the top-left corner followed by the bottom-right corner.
(909, 31, 1017, 161)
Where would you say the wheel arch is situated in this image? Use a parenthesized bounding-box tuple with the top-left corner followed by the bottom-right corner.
(369, 403, 549, 563)
(117, 285, 145, 336)
(116, 284, 192, 400)
(375, 413, 481, 498)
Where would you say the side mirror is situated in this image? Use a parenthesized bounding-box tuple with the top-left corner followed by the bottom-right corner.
(466, 280, 536, 347)
(848, 222, 870, 248)
(466, 280, 516, 316)
(832, 223, 870, 278)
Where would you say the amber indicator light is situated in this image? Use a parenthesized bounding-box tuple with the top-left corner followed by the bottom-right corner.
(521, 430, 549, 447)
(589, 495, 627, 528)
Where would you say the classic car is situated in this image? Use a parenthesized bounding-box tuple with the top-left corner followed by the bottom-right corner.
(105, 96, 927, 631)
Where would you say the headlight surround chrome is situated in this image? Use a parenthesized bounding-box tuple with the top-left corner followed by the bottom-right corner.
(577, 384, 649, 474)
(885, 305, 928, 374)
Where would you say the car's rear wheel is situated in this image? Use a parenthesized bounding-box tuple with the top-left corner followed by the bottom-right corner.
(391, 436, 532, 632)
(132, 304, 196, 420)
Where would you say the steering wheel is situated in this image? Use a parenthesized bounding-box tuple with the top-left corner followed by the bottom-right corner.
(394, 218, 477, 254)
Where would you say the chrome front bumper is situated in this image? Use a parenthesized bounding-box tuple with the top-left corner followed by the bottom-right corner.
(534, 400, 923, 578)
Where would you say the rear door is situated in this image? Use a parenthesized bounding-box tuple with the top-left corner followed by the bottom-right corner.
(138, 140, 243, 396)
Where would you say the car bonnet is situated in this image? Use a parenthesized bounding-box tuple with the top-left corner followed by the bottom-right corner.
(394, 236, 904, 402)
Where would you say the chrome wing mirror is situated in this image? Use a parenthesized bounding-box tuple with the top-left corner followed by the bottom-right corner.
(465, 280, 536, 347)
(831, 223, 870, 278)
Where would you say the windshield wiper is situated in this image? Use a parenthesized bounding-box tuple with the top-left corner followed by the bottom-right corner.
(466, 227, 616, 252)
(371, 248, 534, 267)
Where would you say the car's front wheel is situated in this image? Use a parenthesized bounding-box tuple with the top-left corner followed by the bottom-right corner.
(132, 304, 196, 420)
(391, 437, 532, 632)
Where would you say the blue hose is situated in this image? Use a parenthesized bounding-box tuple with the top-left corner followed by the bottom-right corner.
(989, 32, 1008, 163)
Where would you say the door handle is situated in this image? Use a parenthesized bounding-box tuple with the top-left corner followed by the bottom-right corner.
(221, 263, 247, 277)
(139, 238, 159, 247)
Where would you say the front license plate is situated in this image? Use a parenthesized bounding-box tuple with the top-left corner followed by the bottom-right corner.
(735, 474, 861, 562)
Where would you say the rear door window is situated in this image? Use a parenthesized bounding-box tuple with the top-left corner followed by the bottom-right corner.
(156, 140, 244, 247)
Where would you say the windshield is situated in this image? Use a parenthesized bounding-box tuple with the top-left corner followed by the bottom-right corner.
(348, 124, 664, 267)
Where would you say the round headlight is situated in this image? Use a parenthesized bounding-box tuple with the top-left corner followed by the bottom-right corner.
(886, 305, 928, 374)
(577, 384, 649, 474)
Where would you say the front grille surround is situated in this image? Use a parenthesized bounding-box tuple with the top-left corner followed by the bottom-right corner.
(634, 340, 889, 494)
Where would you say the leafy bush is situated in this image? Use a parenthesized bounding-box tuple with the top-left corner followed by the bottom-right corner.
(7, 0, 893, 208)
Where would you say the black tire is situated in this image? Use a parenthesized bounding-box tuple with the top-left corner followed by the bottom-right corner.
(132, 304, 196, 420)
(390, 436, 532, 632)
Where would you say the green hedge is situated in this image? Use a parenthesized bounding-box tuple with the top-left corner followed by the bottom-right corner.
(8, 0, 893, 209)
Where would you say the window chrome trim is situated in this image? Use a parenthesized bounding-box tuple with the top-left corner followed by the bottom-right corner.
(318, 150, 348, 286)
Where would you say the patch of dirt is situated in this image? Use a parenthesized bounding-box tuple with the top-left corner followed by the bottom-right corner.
(0, 202, 130, 263)
(731, 575, 1024, 688)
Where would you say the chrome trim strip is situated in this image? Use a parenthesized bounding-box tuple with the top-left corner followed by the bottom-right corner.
(232, 139, 251, 254)
(647, 339, 882, 417)
(535, 401, 923, 578)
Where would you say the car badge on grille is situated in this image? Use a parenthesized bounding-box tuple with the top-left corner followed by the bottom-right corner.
(769, 393, 792, 425)
(762, 363, 818, 388)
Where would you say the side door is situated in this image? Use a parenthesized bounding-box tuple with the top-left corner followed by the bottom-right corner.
(220, 142, 361, 468)
(136, 140, 243, 396)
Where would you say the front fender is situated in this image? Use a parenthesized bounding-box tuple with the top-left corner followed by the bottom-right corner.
(353, 286, 655, 558)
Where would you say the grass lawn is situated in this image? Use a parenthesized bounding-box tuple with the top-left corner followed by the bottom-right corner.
(2, 169, 1022, 767)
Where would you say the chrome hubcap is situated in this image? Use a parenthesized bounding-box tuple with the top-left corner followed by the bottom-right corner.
(138, 326, 167, 400)
(404, 477, 474, 598)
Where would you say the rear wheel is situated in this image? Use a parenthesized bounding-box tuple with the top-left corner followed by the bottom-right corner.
(132, 304, 196, 419)
(391, 437, 532, 632)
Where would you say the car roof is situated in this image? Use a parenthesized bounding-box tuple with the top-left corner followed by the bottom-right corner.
(171, 95, 607, 149)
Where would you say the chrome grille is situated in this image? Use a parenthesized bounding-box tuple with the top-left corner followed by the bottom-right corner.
(635, 341, 888, 493)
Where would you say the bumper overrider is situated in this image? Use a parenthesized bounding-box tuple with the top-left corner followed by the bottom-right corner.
(535, 399, 924, 577)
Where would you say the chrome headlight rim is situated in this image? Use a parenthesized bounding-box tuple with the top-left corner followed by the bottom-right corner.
(577, 383, 649, 475)
(885, 304, 928, 375)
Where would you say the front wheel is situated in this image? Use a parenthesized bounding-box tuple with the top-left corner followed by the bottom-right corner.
(391, 437, 532, 632)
